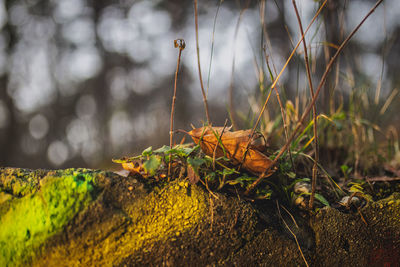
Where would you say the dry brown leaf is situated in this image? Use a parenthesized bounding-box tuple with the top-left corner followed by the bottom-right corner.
(187, 164, 200, 184)
(188, 126, 274, 175)
(121, 162, 142, 174)
(113, 160, 153, 178)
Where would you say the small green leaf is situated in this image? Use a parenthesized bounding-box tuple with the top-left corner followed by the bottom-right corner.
(227, 175, 257, 186)
(348, 182, 364, 193)
(142, 146, 153, 156)
(112, 156, 140, 163)
(153, 145, 197, 157)
(235, 175, 257, 182)
(143, 155, 161, 176)
(314, 193, 330, 206)
(255, 188, 273, 199)
(340, 164, 349, 173)
(112, 158, 129, 164)
(226, 180, 240, 185)
(222, 168, 236, 176)
(205, 172, 216, 181)
(153, 145, 171, 154)
(173, 145, 197, 157)
(226, 174, 258, 187)
(334, 111, 346, 120)
(187, 157, 206, 168)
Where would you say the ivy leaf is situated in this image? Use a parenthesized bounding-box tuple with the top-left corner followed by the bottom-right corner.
(226, 175, 257, 186)
(153, 145, 171, 154)
(142, 146, 153, 156)
(153, 145, 197, 158)
(187, 157, 206, 168)
(112, 156, 140, 163)
(143, 155, 161, 176)
(174, 145, 197, 157)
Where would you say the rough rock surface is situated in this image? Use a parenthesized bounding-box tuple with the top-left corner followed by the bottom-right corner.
(0, 167, 399, 266)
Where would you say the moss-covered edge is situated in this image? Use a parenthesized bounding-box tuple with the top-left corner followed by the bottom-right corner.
(1, 167, 400, 266)
(33, 179, 209, 266)
(0, 168, 100, 266)
(0, 167, 209, 266)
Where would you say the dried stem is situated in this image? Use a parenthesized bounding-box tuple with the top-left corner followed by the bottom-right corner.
(241, 0, 328, 174)
(245, 0, 384, 195)
(169, 39, 185, 178)
(228, 5, 248, 130)
(263, 48, 296, 174)
(194, 0, 211, 124)
(213, 119, 229, 170)
(292, 0, 319, 210)
(260, 0, 296, 173)
(276, 201, 309, 267)
(207, 0, 223, 97)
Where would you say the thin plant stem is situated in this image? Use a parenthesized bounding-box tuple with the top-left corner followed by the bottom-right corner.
(260, 1, 295, 173)
(250, 0, 327, 144)
(207, 0, 224, 97)
(194, 0, 211, 124)
(213, 119, 229, 170)
(245, 0, 384, 195)
(169, 39, 185, 178)
(228, 5, 248, 130)
(276, 201, 309, 267)
(241, 0, 328, 172)
(263, 47, 296, 174)
(292, 0, 319, 210)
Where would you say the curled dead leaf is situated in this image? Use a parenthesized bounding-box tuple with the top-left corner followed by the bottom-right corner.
(112, 159, 149, 177)
(187, 164, 200, 184)
(188, 126, 275, 175)
(121, 162, 142, 174)
(112, 157, 162, 179)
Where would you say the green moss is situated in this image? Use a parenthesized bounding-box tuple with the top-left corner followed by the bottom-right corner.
(0, 173, 96, 266)
(0, 191, 13, 204)
(0, 168, 44, 197)
(35, 179, 208, 266)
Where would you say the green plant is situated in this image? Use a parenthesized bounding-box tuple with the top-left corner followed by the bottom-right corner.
(114, 143, 276, 199)
(113, 0, 398, 211)
(233, 0, 394, 208)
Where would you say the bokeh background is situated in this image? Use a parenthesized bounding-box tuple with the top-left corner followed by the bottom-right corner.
(0, 0, 399, 169)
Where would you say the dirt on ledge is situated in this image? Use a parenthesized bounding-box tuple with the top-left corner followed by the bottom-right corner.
(0, 167, 399, 266)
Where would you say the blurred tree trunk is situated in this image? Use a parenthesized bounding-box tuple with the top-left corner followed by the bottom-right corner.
(0, 76, 16, 166)
(88, 0, 114, 158)
(0, 1, 18, 166)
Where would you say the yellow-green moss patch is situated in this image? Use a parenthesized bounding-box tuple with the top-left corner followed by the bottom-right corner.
(0, 172, 96, 266)
(127, 180, 207, 251)
(35, 179, 208, 266)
